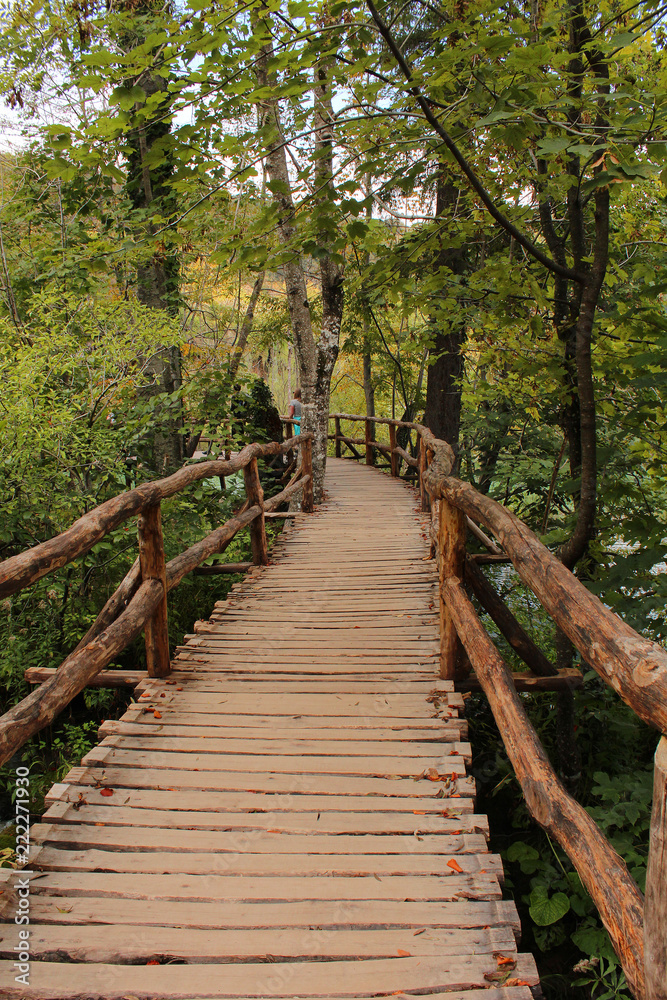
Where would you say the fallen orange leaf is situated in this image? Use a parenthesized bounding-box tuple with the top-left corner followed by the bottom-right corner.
(99, 788, 113, 797)
(496, 955, 515, 966)
(153, 711, 162, 719)
(447, 859, 464, 873)
(397, 949, 411, 957)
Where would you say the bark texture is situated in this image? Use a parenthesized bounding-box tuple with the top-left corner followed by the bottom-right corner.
(228, 272, 266, 380)
(123, 5, 183, 469)
(424, 174, 467, 458)
(255, 21, 343, 502)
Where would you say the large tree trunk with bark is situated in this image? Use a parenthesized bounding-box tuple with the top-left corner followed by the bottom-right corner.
(255, 21, 343, 502)
(122, 5, 183, 470)
(424, 173, 466, 461)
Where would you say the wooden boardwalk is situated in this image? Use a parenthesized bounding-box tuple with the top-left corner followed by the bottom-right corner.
(0, 459, 538, 998)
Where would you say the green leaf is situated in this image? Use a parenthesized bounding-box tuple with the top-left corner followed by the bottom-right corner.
(347, 220, 368, 240)
(536, 137, 571, 156)
(529, 890, 570, 926)
(110, 85, 147, 111)
(506, 840, 540, 867)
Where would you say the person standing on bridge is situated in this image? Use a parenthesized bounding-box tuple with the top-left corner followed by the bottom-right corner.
(288, 387, 302, 436)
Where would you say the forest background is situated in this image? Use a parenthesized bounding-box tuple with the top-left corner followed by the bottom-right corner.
(1, 0, 667, 995)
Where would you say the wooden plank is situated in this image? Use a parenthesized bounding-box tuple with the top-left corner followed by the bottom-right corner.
(28, 847, 502, 880)
(127, 693, 449, 713)
(58, 764, 477, 799)
(98, 721, 467, 741)
(0, 924, 517, 963)
(94, 734, 472, 761)
(43, 802, 477, 832)
(45, 784, 476, 814)
(30, 823, 497, 860)
(0, 954, 539, 997)
(13, 894, 517, 933)
(170, 660, 440, 673)
(134, 681, 452, 695)
(81, 747, 469, 775)
(115, 708, 458, 729)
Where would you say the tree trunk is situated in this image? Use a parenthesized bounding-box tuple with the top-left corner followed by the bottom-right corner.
(312, 58, 344, 498)
(254, 19, 343, 502)
(425, 173, 466, 463)
(123, 9, 183, 470)
(228, 271, 266, 380)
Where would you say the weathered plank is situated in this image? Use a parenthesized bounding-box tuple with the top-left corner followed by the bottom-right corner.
(45, 784, 475, 814)
(0, 954, 539, 998)
(8, 894, 518, 933)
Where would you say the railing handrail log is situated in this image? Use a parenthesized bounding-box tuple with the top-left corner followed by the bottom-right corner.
(0, 475, 310, 765)
(0, 436, 306, 600)
(326, 412, 420, 430)
(443, 575, 645, 998)
(0, 578, 164, 767)
(428, 474, 667, 734)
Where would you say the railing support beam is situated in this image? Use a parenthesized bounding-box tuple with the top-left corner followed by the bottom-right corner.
(389, 424, 398, 477)
(419, 438, 430, 512)
(646, 736, 667, 1000)
(243, 457, 269, 565)
(335, 417, 342, 458)
(365, 419, 374, 466)
(137, 503, 170, 678)
(437, 497, 466, 680)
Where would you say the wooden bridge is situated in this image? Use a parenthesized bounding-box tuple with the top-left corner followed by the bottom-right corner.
(0, 416, 665, 1000)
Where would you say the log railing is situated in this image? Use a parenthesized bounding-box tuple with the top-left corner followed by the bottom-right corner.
(326, 411, 666, 1000)
(0, 434, 313, 767)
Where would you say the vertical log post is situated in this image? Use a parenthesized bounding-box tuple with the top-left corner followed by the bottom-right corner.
(419, 437, 430, 512)
(301, 434, 314, 513)
(365, 419, 374, 466)
(389, 423, 399, 477)
(438, 497, 466, 680)
(335, 417, 342, 458)
(243, 457, 269, 565)
(137, 503, 170, 678)
(646, 736, 667, 1000)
